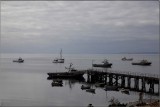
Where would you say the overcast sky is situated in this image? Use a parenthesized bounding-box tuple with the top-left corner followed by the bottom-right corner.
(1, 1, 159, 54)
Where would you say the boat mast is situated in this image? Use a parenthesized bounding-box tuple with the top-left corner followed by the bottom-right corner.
(60, 49, 62, 59)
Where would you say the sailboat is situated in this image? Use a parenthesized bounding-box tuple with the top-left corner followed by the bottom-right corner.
(53, 49, 65, 63)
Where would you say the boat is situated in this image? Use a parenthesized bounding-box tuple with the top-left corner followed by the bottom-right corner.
(104, 85, 119, 91)
(120, 88, 130, 95)
(52, 80, 63, 87)
(86, 89, 95, 94)
(53, 49, 64, 63)
(132, 59, 152, 66)
(52, 79, 63, 84)
(92, 59, 112, 68)
(81, 85, 91, 90)
(122, 57, 133, 61)
(13, 57, 24, 63)
(47, 63, 85, 79)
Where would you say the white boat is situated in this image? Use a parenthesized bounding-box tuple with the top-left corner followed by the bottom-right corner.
(53, 49, 64, 63)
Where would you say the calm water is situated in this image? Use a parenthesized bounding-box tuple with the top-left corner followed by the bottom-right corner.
(0, 54, 159, 106)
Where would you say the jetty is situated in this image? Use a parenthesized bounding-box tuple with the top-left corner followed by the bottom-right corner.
(85, 69, 159, 95)
(47, 68, 159, 95)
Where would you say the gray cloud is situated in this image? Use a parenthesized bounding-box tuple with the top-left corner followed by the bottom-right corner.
(1, 1, 159, 53)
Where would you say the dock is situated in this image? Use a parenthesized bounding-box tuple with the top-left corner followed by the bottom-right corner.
(47, 69, 159, 95)
(85, 69, 159, 95)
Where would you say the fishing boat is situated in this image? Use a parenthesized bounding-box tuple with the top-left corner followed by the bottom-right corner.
(13, 57, 24, 63)
(53, 49, 64, 63)
(81, 85, 91, 90)
(132, 59, 152, 66)
(122, 57, 133, 61)
(48, 63, 85, 79)
(92, 59, 112, 68)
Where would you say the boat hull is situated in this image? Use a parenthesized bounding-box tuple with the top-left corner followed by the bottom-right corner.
(122, 58, 133, 61)
(81, 85, 91, 90)
(13, 60, 24, 63)
(53, 59, 64, 63)
(132, 62, 151, 66)
(86, 89, 95, 94)
(92, 64, 112, 68)
(47, 71, 85, 79)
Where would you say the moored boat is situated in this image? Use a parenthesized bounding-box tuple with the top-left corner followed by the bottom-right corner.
(120, 88, 130, 95)
(52, 81, 63, 87)
(86, 89, 95, 94)
(122, 57, 133, 61)
(13, 57, 24, 63)
(81, 85, 91, 90)
(92, 59, 112, 68)
(132, 60, 152, 66)
(53, 49, 65, 63)
(48, 63, 85, 79)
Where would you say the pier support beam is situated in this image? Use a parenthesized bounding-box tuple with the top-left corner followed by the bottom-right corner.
(141, 78, 146, 92)
(149, 80, 154, 93)
(134, 78, 139, 90)
(127, 77, 131, 88)
(115, 75, 118, 86)
(121, 76, 125, 87)
(104, 74, 107, 84)
(87, 72, 91, 83)
(109, 74, 113, 86)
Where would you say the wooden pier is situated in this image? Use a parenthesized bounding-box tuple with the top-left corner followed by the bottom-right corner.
(85, 69, 159, 95)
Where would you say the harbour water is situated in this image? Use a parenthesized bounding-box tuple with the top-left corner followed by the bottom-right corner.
(0, 54, 159, 106)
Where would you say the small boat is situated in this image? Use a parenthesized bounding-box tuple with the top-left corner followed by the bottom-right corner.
(81, 85, 91, 90)
(13, 57, 24, 63)
(48, 63, 85, 79)
(122, 57, 133, 61)
(53, 49, 64, 63)
(104, 85, 118, 91)
(132, 59, 152, 66)
(86, 89, 95, 94)
(92, 59, 112, 68)
(51, 79, 63, 87)
(120, 88, 130, 95)
(53, 79, 63, 84)
(52, 82, 63, 87)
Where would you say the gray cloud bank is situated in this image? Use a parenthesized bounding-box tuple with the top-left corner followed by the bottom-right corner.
(1, 1, 159, 54)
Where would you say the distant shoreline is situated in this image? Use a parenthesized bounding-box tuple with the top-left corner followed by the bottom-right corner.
(0, 52, 159, 55)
